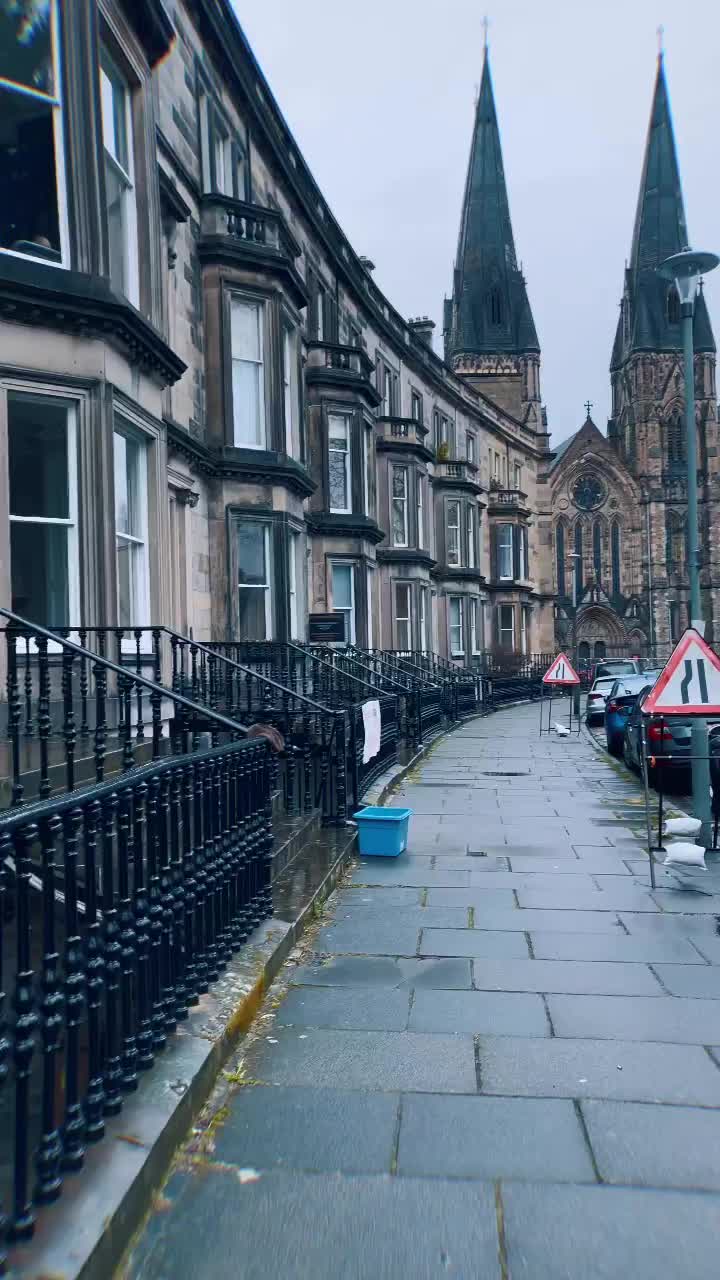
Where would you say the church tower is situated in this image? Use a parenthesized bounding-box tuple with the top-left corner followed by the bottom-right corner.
(608, 54, 718, 647)
(444, 51, 542, 429)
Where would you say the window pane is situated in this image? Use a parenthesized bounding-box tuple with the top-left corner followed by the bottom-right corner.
(232, 360, 262, 446)
(114, 432, 129, 533)
(231, 300, 261, 361)
(332, 563, 352, 610)
(9, 396, 68, 518)
(114, 431, 143, 538)
(328, 451, 348, 510)
(105, 154, 127, 295)
(116, 536, 136, 627)
(238, 588, 267, 640)
(0, 85, 61, 259)
(100, 63, 128, 171)
(498, 525, 513, 578)
(11, 521, 68, 625)
(0, 6, 54, 95)
(237, 523, 266, 586)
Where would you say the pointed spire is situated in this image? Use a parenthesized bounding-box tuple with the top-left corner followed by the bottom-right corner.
(629, 54, 688, 273)
(612, 55, 714, 364)
(446, 49, 539, 360)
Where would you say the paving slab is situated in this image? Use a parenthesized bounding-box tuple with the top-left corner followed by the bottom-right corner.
(510, 855, 630, 875)
(314, 920, 420, 956)
(620, 912, 720, 938)
(650, 888, 720, 913)
(340, 887, 421, 907)
(415, 886, 519, 908)
(691, 937, 720, 964)
(275, 986, 411, 1031)
(418, 928, 529, 958)
(398, 1095, 594, 1182)
(472, 957, 662, 996)
(408, 988, 550, 1036)
(581, 1099, 720, 1191)
(246, 1027, 478, 1093)
(477, 1035, 720, 1104)
(530, 931, 707, 964)
(212, 1085, 399, 1174)
(351, 865, 471, 887)
(290, 956, 473, 989)
(502, 1182, 720, 1280)
(330, 905, 470, 930)
(460, 907, 625, 933)
(548, 993, 720, 1044)
(652, 963, 720, 998)
(127, 1169, 501, 1280)
(516, 886, 660, 911)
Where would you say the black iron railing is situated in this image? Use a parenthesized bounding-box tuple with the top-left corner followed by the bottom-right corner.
(0, 733, 272, 1256)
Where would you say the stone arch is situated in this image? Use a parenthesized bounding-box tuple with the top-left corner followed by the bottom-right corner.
(575, 604, 628, 653)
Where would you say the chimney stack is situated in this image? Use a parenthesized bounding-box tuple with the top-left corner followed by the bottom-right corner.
(409, 316, 436, 350)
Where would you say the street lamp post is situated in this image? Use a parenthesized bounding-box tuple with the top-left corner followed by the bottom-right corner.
(658, 248, 720, 847)
(568, 551, 582, 718)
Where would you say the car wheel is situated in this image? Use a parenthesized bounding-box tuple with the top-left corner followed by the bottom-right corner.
(606, 734, 621, 757)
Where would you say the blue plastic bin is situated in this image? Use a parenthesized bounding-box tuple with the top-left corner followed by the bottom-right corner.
(353, 806, 412, 857)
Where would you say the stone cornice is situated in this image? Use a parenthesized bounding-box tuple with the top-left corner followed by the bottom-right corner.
(165, 422, 316, 497)
(376, 549, 437, 569)
(0, 255, 186, 386)
(305, 512, 385, 545)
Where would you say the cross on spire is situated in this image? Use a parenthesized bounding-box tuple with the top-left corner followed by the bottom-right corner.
(657, 24, 664, 58)
(584, 399, 593, 418)
(482, 15, 489, 51)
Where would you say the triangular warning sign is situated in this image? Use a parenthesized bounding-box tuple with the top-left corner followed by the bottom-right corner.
(542, 652, 580, 686)
(642, 628, 720, 716)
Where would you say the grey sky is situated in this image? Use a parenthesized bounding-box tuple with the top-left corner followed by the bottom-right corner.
(237, 0, 720, 447)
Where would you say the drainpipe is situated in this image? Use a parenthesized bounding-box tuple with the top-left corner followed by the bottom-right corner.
(645, 501, 655, 654)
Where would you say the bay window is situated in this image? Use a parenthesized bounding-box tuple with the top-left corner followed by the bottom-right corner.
(449, 597, 464, 656)
(114, 427, 149, 627)
(447, 500, 461, 566)
(9, 393, 78, 625)
(395, 583, 412, 650)
(497, 524, 514, 580)
(328, 413, 351, 512)
(391, 465, 409, 546)
(331, 561, 355, 643)
(237, 520, 272, 639)
(498, 604, 515, 651)
(101, 52, 138, 304)
(231, 297, 265, 448)
(0, 0, 67, 265)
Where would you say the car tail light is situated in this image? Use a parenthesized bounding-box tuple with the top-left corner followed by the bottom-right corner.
(607, 701, 618, 712)
(647, 721, 673, 743)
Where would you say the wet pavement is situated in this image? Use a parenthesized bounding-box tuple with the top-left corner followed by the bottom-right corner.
(125, 701, 720, 1279)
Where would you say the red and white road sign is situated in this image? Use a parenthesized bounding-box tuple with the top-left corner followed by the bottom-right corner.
(542, 653, 580, 686)
(642, 628, 720, 716)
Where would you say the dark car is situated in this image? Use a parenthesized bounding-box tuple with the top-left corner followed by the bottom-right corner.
(622, 685, 691, 780)
(604, 673, 661, 756)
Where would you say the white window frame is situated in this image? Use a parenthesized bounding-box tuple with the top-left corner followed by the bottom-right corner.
(497, 524, 514, 581)
(419, 586, 428, 654)
(469, 597, 482, 655)
(520, 605, 529, 655)
(283, 325, 298, 456)
(213, 119, 232, 195)
(230, 295, 266, 449)
(100, 50, 139, 306)
(288, 530, 301, 640)
(114, 424, 150, 644)
(391, 465, 409, 547)
(467, 503, 476, 569)
(1, 0, 69, 269)
(237, 521, 272, 640)
(466, 433, 476, 465)
(447, 499, 461, 567)
(518, 524, 528, 580)
(330, 560, 355, 644)
(395, 582, 412, 651)
(8, 392, 80, 633)
(499, 604, 515, 651)
(416, 472, 425, 550)
(328, 412, 352, 514)
(449, 596, 464, 656)
(411, 389, 423, 423)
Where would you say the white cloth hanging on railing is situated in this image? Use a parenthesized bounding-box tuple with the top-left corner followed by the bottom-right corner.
(362, 700, 381, 763)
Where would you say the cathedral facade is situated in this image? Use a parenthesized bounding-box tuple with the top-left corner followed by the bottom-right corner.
(543, 55, 719, 662)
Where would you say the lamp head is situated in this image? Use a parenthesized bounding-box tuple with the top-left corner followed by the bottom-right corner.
(657, 249, 720, 306)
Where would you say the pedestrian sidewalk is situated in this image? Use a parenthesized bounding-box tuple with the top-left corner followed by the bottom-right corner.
(126, 702, 720, 1280)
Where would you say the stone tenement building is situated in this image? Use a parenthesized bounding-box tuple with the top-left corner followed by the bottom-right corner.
(543, 55, 719, 661)
(0, 0, 555, 665)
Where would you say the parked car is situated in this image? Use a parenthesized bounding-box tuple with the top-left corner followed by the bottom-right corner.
(622, 685, 691, 780)
(603, 672, 661, 756)
(592, 659, 641, 683)
(586, 676, 619, 723)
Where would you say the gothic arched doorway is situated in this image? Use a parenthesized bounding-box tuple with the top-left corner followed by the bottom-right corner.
(575, 604, 627, 657)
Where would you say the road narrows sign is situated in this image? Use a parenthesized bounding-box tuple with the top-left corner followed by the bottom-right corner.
(542, 653, 581, 686)
(642, 627, 720, 716)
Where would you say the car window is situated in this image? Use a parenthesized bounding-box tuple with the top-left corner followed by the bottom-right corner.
(591, 678, 616, 691)
(612, 676, 649, 697)
(597, 661, 636, 676)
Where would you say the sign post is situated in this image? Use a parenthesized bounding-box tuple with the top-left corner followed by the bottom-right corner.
(539, 653, 581, 737)
(640, 628, 720, 888)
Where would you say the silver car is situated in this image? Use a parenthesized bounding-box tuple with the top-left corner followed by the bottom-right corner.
(586, 676, 618, 723)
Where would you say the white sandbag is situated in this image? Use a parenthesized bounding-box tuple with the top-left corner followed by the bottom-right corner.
(663, 816, 702, 837)
(663, 841, 707, 869)
(553, 723, 570, 737)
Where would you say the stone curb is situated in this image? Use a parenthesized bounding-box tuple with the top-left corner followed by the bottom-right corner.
(11, 831, 357, 1280)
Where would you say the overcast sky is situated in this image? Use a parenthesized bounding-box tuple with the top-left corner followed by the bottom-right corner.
(237, 0, 720, 447)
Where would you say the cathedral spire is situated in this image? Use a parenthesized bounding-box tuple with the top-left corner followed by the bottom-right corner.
(445, 49, 539, 363)
(612, 54, 714, 365)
